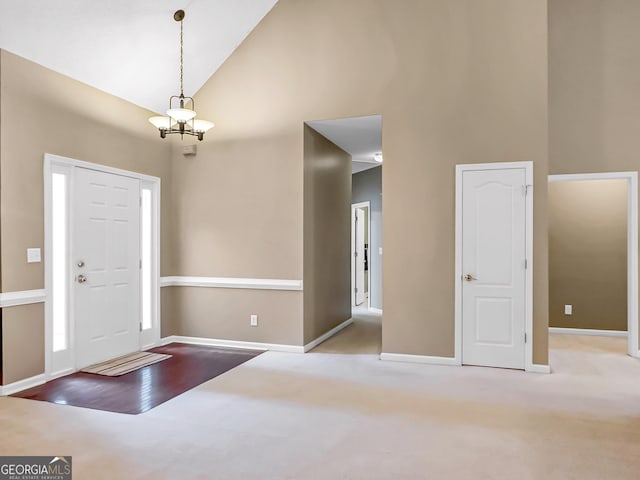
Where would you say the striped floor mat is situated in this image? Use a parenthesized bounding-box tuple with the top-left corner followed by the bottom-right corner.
(81, 351, 172, 376)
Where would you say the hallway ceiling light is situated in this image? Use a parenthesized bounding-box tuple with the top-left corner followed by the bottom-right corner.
(373, 153, 383, 163)
(148, 10, 214, 141)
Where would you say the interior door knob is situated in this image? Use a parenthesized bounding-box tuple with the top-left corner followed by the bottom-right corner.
(77, 261, 85, 268)
(77, 274, 87, 284)
(464, 274, 477, 282)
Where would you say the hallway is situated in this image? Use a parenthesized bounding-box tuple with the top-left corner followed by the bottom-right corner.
(310, 306, 382, 355)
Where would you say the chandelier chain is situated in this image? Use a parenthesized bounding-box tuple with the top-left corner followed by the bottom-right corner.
(179, 17, 184, 97)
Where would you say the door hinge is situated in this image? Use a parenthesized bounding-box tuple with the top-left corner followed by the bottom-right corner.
(524, 259, 528, 269)
(139, 259, 142, 269)
(354, 287, 358, 293)
(522, 184, 532, 196)
(524, 332, 527, 343)
(140, 323, 143, 332)
(140, 196, 142, 206)
(354, 251, 358, 257)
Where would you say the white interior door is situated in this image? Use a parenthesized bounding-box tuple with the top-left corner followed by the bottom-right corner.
(355, 207, 366, 305)
(461, 167, 527, 369)
(74, 167, 141, 368)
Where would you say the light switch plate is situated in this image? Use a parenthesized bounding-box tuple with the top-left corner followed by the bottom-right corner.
(379, 247, 383, 255)
(27, 248, 41, 263)
(564, 305, 572, 315)
(250, 314, 258, 327)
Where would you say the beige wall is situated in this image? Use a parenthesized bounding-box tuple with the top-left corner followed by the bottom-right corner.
(549, 180, 627, 331)
(186, 0, 549, 362)
(303, 126, 352, 344)
(0, 50, 173, 383)
(549, 0, 640, 346)
(2, 304, 44, 384)
(168, 131, 304, 345)
(169, 287, 302, 345)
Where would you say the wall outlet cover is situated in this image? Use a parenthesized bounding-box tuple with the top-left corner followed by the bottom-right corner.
(27, 248, 42, 263)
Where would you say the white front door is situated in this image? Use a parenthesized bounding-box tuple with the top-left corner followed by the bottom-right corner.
(461, 167, 527, 369)
(74, 167, 141, 368)
(355, 207, 366, 305)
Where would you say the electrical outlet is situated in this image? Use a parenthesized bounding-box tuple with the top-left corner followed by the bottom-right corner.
(250, 314, 258, 327)
(564, 305, 572, 315)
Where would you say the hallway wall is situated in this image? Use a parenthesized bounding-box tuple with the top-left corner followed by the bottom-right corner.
(303, 126, 352, 344)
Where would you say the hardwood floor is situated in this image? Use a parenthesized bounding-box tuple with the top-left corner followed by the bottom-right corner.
(11, 343, 263, 414)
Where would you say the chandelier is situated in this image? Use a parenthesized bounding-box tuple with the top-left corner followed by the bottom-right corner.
(148, 10, 214, 141)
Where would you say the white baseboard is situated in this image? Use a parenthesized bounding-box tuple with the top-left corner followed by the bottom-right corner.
(0, 373, 46, 396)
(549, 327, 628, 337)
(303, 318, 353, 353)
(160, 335, 304, 353)
(380, 352, 460, 366)
(526, 364, 551, 374)
(48, 368, 75, 381)
(369, 307, 383, 314)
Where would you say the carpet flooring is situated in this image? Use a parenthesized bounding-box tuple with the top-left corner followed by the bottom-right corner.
(11, 343, 263, 414)
(1, 310, 640, 479)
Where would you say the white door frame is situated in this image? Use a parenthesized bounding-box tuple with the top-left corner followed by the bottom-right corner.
(43, 153, 161, 380)
(548, 171, 639, 358)
(351, 201, 371, 308)
(455, 161, 534, 371)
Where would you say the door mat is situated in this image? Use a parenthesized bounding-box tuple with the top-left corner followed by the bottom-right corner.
(81, 351, 172, 376)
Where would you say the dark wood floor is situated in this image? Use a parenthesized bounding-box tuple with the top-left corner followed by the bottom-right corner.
(12, 343, 264, 414)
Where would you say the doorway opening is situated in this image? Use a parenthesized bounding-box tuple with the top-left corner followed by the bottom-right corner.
(303, 114, 383, 354)
(44, 154, 161, 380)
(547, 172, 639, 368)
(352, 201, 370, 309)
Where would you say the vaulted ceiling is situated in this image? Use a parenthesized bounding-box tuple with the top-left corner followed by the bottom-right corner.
(0, 0, 278, 113)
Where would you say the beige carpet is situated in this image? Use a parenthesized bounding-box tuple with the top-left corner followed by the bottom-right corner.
(80, 351, 172, 376)
(1, 310, 640, 479)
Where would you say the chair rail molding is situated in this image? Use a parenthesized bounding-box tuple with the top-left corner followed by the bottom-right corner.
(0, 289, 47, 308)
(160, 276, 303, 291)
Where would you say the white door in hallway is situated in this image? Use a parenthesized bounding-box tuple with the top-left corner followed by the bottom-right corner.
(355, 207, 366, 305)
(74, 167, 141, 368)
(461, 167, 527, 369)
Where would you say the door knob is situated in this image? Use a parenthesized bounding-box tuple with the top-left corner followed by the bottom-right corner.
(464, 274, 477, 282)
(77, 261, 85, 268)
(77, 274, 87, 284)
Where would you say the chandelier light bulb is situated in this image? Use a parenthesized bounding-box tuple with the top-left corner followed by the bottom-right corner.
(167, 108, 197, 123)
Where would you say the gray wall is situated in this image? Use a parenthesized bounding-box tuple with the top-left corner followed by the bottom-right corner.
(352, 166, 382, 310)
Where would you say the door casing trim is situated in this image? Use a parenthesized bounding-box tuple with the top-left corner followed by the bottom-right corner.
(454, 161, 534, 371)
(43, 153, 161, 380)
